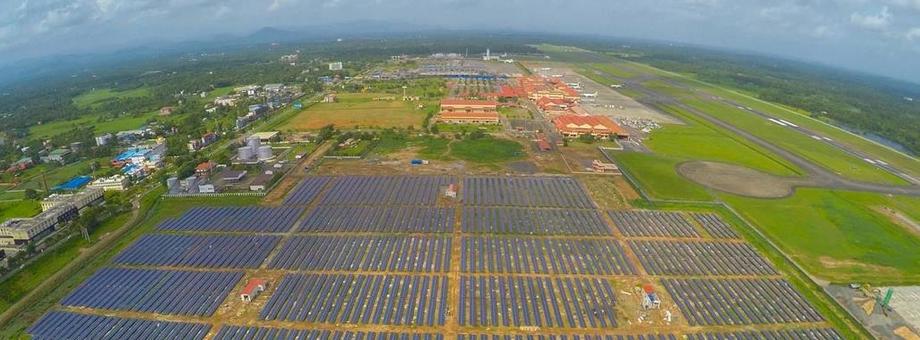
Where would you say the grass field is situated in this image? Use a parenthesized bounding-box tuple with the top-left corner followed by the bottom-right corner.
(498, 107, 532, 119)
(282, 93, 429, 130)
(30, 111, 157, 140)
(0, 201, 40, 221)
(450, 137, 525, 163)
(722, 189, 920, 283)
(614, 152, 714, 201)
(72, 87, 152, 109)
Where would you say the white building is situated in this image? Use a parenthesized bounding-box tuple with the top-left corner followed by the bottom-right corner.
(329, 62, 343, 71)
(95, 134, 113, 146)
(40, 188, 104, 211)
(88, 175, 129, 191)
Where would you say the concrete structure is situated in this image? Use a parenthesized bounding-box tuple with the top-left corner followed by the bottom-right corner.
(221, 170, 247, 182)
(329, 62, 343, 71)
(250, 131, 280, 142)
(592, 160, 619, 173)
(553, 115, 628, 139)
(95, 134, 113, 146)
(197, 183, 216, 193)
(88, 175, 129, 191)
(40, 188, 104, 212)
(214, 96, 238, 107)
(436, 99, 500, 124)
(249, 174, 273, 191)
(42, 148, 71, 163)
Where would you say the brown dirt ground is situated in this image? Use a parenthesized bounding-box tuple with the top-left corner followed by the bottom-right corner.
(677, 161, 806, 198)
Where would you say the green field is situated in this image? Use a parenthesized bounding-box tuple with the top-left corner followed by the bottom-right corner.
(614, 152, 713, 201)
(282, 93, 429, 130)
(0, 200, 40, 221)
(450, 137, 525, 163)
(722, 189, 920, 283)
(72, 87, 152, 109)
(29, 112, 156, 140)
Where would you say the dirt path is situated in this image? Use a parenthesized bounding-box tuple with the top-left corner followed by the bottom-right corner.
(262, 141, 333, 205)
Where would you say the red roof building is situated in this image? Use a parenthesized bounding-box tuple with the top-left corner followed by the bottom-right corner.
(240, 278, 267, 303)
(195, 161, 216, 174)
(437, 99, 500, 124)
(553, 115, 629, 139)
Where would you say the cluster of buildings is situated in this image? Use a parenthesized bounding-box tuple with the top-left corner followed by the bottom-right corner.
(95, 126, 156, 147)
(110, 142, 167, 178)
(187, 132, 218, 152)
(0, 188, 104, 254)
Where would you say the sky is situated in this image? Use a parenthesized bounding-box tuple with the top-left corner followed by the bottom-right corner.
(2, 0, 920, 82)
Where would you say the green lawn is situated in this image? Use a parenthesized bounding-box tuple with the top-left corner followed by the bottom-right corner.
(417, 137, 451, 160)
(722, 189, 920, 283)
(72, 87, 152, 109)
(613, 152, 713, 201)
(434, 123, 501, 134)
(450, 137, 525, 163)
(30, 111, 156, 140)
(0, 200, 40, 221)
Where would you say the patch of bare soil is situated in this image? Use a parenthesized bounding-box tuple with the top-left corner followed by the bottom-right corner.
(873, 206, 920, 238)
(677, 161, 805, 198)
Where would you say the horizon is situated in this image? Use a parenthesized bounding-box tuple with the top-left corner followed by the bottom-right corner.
(1, 0, 919, 83)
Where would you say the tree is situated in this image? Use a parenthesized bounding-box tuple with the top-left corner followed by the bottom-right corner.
(24, 189, 39, 200)
(429, 124, 440, 134)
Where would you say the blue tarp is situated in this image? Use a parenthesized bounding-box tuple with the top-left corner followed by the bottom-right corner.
(53, 176, 92, 191)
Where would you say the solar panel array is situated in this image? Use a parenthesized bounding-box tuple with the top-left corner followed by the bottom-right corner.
(462, 207, 610, 235)
(270, 235, 452, 272)
(608, 211, 700, 238)
(301, 206, 454, 233)
(261, 273, 448, 325)
(662, 278, 824, 326)
(686, 329, 843, 340)
(321, 176, 450, 205)
(690, 213, 740, 239)
(462, 237, 634, 275)
(158, 206, 301, 232)
(458, 336, 677, 340)
(215, 328, 445, 340)
(114, 234, 280, 268)
(29, 311, 210, 340)
(61, 268, 242, 316)
(463, 176, 594, 208)
(283, 176, 332, 205)
(33, 175, 840, 338)
(629, 240, 777, 276)
(459, 276, 617, 328)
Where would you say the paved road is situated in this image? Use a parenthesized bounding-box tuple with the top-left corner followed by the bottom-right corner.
(590, 65, 920, 196)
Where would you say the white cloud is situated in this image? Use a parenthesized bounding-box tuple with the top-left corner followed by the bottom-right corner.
(850, 6, 892, 31)
(907, 27, 920, 40)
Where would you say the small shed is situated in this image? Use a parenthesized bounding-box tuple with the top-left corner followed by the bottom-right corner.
(240, 278, 267, 303)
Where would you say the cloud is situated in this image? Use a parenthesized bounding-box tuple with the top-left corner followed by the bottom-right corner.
(907, 27, 920, 40)
(850, 6, 892, 31)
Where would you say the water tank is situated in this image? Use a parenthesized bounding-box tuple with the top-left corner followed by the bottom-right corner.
(238, 146, 254, 161)
(257, 145, 273, 160)
(247, 136, 260, 150)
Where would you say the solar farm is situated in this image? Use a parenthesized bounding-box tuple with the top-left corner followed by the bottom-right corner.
(29, 175, 842, 339)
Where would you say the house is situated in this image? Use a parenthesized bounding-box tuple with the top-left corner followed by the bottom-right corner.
(322, 93, 337, 103)
(195, 161, 216, 175)
(240, 278, 267, 302)
(221, 170, 247, 182)
(264, 84, 284, 93)
(42, 148, 71, 164)
(7, 157, 33, 173)
(95, 134, 113, 146)
(249, 174, 273, 191)
(536, 98, 572, 113)
(553, 115, 629, 139)
(214, 96, 238, 107)
(159, 107, 175, 116)
(197, 182, 216, 193)
(445, 184, 458, 198)
(436, 99, 500, 124)
(592, 160, 619, 173)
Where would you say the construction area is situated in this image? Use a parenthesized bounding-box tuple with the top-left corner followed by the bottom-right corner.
(28, 175, 844, 339)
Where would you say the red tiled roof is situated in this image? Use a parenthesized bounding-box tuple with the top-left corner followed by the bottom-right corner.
(440, 99, 499, 107)
(438, 111, 500, 120)
(242, 279, 266, 295)
(553, 115, 627, 136)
